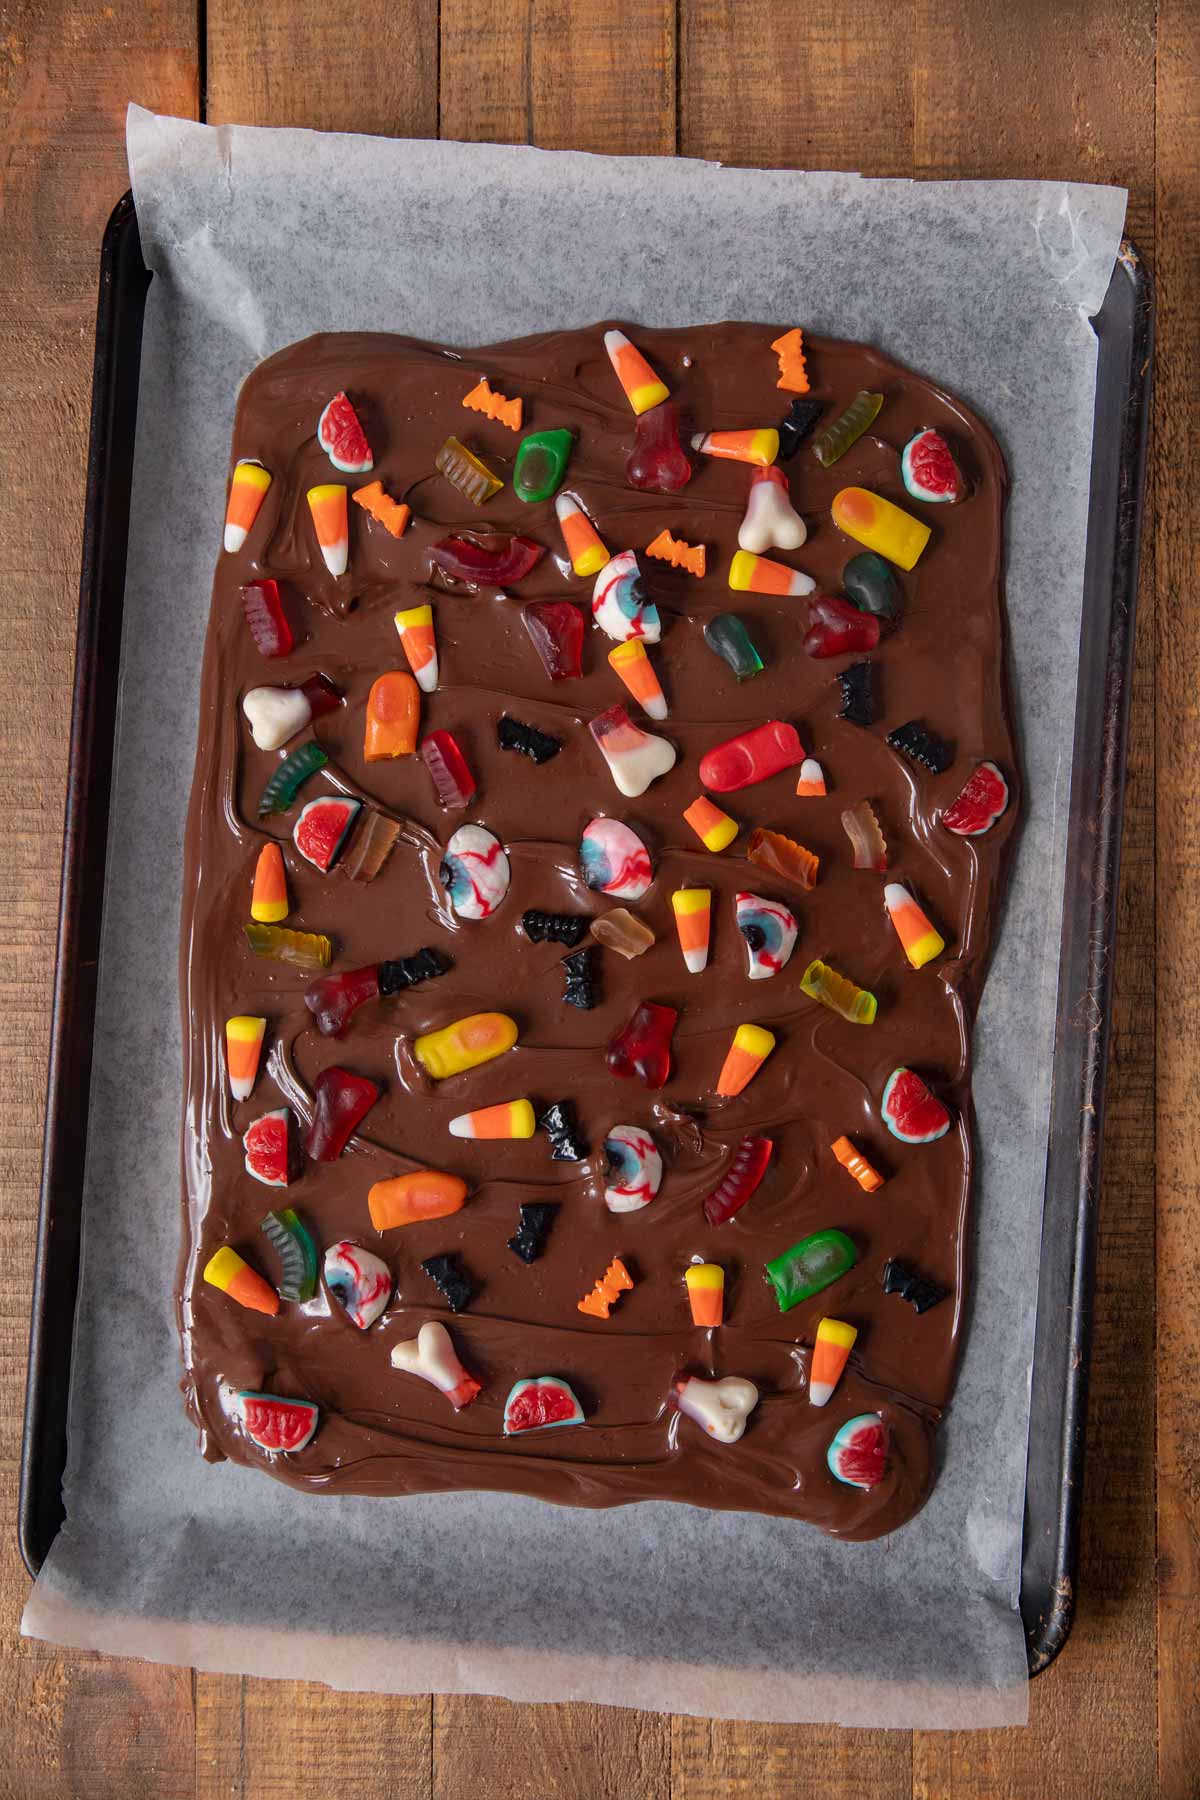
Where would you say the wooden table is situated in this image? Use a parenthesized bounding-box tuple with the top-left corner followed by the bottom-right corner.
(2, 2, 1195, 1793)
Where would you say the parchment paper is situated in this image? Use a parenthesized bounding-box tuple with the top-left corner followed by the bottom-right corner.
(22, 105, 1128, 1727)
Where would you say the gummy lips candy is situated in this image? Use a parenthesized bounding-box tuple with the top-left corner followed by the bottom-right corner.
(430, 532, 545, 586)
(703, 1135, 772, 1226)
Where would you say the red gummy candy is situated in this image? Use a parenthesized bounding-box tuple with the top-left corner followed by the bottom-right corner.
(240, 578, 294, 658)
(700, 720, 805, 792)
(703, 1135, 773, 1226)
(304, 1066, 380, 1161)
(524, 601, 584, 680)
(606, 1000, 677, 1090)
(430, 533, 545, 586)
(626, 402, 692, 493)
(802, 594, 882, 659)
(304, 966, 382, 1038)
(420, 729, 477, 808)
(300, 672, 343, 717)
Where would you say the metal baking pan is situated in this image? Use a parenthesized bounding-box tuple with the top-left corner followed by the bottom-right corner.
(19, 197, 1153, 1678)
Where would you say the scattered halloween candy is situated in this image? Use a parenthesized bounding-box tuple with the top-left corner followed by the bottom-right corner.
(413, 1012, 518, 1079)
(243, 675, 341, 751)
(728, 548, 815, 597)
(591, 907, 655, 959)
(887, 718, 953, 774)
(522, 909, 588, 946)
(778, 396, 822, 460)
(881, 1068, 951, 1143)
(368, 1169, 468, 1231)
(795, 757, 827, 798)
(435, 436, 502, 505)
(901, 428, 963, 503)
(555, 493, 609, 576)
(832, 486, 930, 570)
(224, 460, 272, 554)
(803, 593, 882, 658)
(303, 949, 448, 1037)
(684, 1262, 724, 1327)
(318, 392, 373, 473)
(683, 795, 739, 852)
(307, 483, 349, 576)
(293, 795, 360, 872)
(260, 1208, 318, 1302)
(507, 1201, 558, 1264)
(809, 1319, 857, 1407)
(671, 886, 712, 973)
(738, 466, 807, 553)
(238, 1392, 319, 1454)
(673, 1373, 759, 1443)
(827, 1413, 888, 1488)
(716, 1023, 775, 1097)
(941, 761, 1009, 834)
(700, 720, 804, 792)
(421, 729, 477, 809)
(606, 1000, 677, 1089)
(440, 824, 510, 920)
(514, 428, 572, 502)
(841, 800, 888, 870)
(766, 1228, 857, 1312)
(240, 577, 293, 658)
(539, 1099, 588, 1162)
(588, 704, 676, 796)
(324, 1240, 392, 1329)
(578, 1256, 634, 1319)
(608, 638, 668, 719)
(831, 1135, 885, 1193)
(603, 1124, 663, 1212)
(703, 1135, 772, 1226)
(304, 1066, 379, 1161)
(645, 527, 705, 576)
(341, 809, 401, 882)
(204, 1246, 279, 1316)
(592, 549, 662, 644)
(736, 892, 798, 978)
(503, 1376, 584, 1434)
(884, 881, 945, 968)
(703, 612, 763, 680)
(561, 945, 596, 1009)
(352, 479, 409, 537)
(462, 375, 522, 431)
(811, 390, 883, 468)
(257, 740, 328, 816)
(746, 827, 819, 891)
(497, 714, 561, 763)
(242, 1108, 291, 1186)
(524, 600, 585, 680)
(692, 428, 779, 467)
(391, 1319, 481, 1406)
(450, 1099, 537, 1140)
(837, 661, 875, 726)
(243, 922, 332, 972)
(225, 1016, 265, 1101)
(770, 327, 809, 394)
(843, 550, 901, 619)
(800, 958, 877, 1025)
(882, 1256, 950, 1314)
(605, 327, 669, 414)
(431, 531, 544, 585)
(393, 604, 439, 691)
(626, 401, 691, 492)
(420, 1253, 476, 1312)
(363, 671, 420, 760)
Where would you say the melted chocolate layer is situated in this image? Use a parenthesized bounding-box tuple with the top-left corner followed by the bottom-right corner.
(179, 323, 1017, 1539)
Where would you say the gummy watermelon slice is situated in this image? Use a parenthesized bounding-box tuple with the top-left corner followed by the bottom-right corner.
(238, 1391, 319, 1453)
(901, 428, 962, 504)
(502, 1376, 584, 1435)
(827, 1413, 888, 1489)
(881, 1068, 951, 1144)
(318, 391, 373, 474)
(941, 760, 1009, 836)
(242, 1107, 291, 1185)
(294, 795, 361, 872)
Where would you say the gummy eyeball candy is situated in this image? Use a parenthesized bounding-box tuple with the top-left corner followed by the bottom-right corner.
(324, 1240, 392, 1330)
(735, 892, 798, 978)
(580, 817, 652, 900)
(673, 1373, 759, 1444)
(440, 824, 510, 920)
(592, 550, 661, 644)
(603, 1124, 663, 1212)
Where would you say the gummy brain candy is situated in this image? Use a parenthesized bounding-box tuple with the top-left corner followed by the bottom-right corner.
(440, 824, 511, 920)
(580, 817, 652, 900)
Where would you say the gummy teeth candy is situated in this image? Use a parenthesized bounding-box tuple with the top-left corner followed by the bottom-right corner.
(603, 1124, 663, 1212)
(703, 1135, 773, 1226)
(440, 824, 510, 920)
(224, 459, 272, 553)
(238, 1392, 319, 1453)
(673, 1373, 759, 1444)
(260, 1207, 319, 1302)
(580, 816, 652, 900)
(324, 1240, 392, 1329)
(318, 391, 373, 473)
(588, 705, 676, 798)
(736, 892, 798, 979)
(592, 550, 662, 644)
(738, 466, 807, 553)
(391, 1319, 482, 1409)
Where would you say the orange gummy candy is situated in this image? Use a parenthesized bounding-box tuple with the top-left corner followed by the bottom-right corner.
(364, 671, 420, 760)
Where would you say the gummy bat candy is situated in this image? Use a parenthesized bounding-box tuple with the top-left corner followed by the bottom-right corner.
(592, 550, 662, 644)
(507, 1201, 558, 1263)
(841, 800, 888, 870)
(431, 531, 544, 585)
(462, 375, 522, 432)
(588, 705, 676, 798)
(803, 594, 882, 658)
(700, 721, 804, 792)
(440, 824, 510, 920)
(555, 493, 609, 577)
(765, 1227, 857, 1312)
(837, 662, 875, 726)
(304, 1066, 379, 1162)
(882, 1256, 950, 1313)
(832, 486, 930, 570)
(522, 910, 588, 946)
(497, 714, 561, 763)
(603, 1124, 663, 1212)
(240, 577, 293, 658)
(523, 601, 584, 680)
(809, 1318, 858, 1407)
(831, 1134, 885, 1193)
(224, 461, 272, 554)
(242, 674, 340, 751)
(578, 1256, 634, 1319)
(421, 730, 476, 809)
(391, 1319, 481, 1406)
(324, 1240, 392, 1329)
(590, 908, 655, 959)
(778, 397, 823, 460)
(260, 1208, 318, 1302)
(560, 946, 597, 1010)
(887, 719, 954, 775)
(811, 390, 883, 468)
(580, 816, 652, 900)
(738, 466, 807, 553)
(673, 1373, 759, 1444)
(420, 1252, 476, 1313)
(539, 1099, 588, 1162)
(703, 1135, 772, 1226)
(353, 480, 410, 538)
(606, 1000, 677, 1089)
(770, 327, 809, 394)
(645, 528, 705, 576)
(736, 892, 798, 979)
(626, 402, 692, 492)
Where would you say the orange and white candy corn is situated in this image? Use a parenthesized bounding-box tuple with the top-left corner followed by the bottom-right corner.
(728, 548, 815, 597)
(203, 1246, 279, 1316)
(394, 603, 439, 694)
(608, 639, 668, 720)
(809, 1317, 857, 1406)
(683, 795, 739, 853)
(716, 1023, 775, 1098)
(448, 1099, 537, 1140)
(555, 493, 609, 577)
(692, 428, 779, 467)
(671, 887, 712, 973)
(795, 757, 827, 798)
(307, 483, 348, 577)
(251, 841, 289, 923)
(884, 881, 945, 968)
(685, 1262, 724, 1328)
(225, 1015, 266, 1102)
(224, 459, 271, 553)
(604, 328, 669, 415)
(831, 1134, 885, 1193)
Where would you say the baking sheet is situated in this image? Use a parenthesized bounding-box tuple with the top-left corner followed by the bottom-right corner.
(21, 106, 1127, 1727)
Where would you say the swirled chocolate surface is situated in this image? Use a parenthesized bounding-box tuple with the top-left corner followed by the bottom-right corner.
(179, 323, 1017, 1539)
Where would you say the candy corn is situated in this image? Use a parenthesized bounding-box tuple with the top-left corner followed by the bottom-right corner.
(728, 549, 815, 597)
(578, 1256, 634, 1319)
(368, 1170, 468, 1232)
(645, 528, 705, 577)
(809, 1317, 857, 1406)
(831, 486, 931, 571)
(364, 671, 420, 760)
(770, 327, 810, 394)
(224, 459, 272, 554)
(394, 604, 439, 693)
(413, 1011, 518, 1079)
(352, 479, 410, 537)
(462, 375, 522, 432)
(691, 428, 780, 467)
(884, 881, 945, 968)
(555, 493, 609, 577)
(604, 328, 669, 415)
(251, 840, 289, 922)
(449, 1099, 537, 1140)
(671, 887, 712, 973)
(716, 1023, 776, 1097)
(203, 1246, 279, 1316)
(831, 1134, 885, 1193)
(307, 483, 349, 577)
(796, 757, 827, 797)
(607, 639, 668, 720)
(683, 796, 739, 853)
(685, 1262, 725, 1327)
(225, 1016, 266, 1102)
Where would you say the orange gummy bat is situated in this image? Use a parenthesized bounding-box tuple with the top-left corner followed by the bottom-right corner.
(577, 1256, 634, 1319)
(352, 480, 411, 537)
(770, 327, 810, 394)
(831, 1134, 885, 1193)
(645, 528, 706, 578)
(462, 377, 523, 433)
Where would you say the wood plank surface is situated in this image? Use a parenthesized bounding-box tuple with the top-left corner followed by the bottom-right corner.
(0, 1, 1191, 1795)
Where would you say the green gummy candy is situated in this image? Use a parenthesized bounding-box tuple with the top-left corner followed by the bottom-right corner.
(843, 552, 901, 620)
(703, 613, 763, 680)
(765, 1228, 857, 1312)
(261, 1207, 319, 1301)
(257, 739, 329, 816)
(513, 429, 572, 503)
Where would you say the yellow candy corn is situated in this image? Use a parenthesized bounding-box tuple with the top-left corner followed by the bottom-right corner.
(685, 1262, 725, 1327)
(555, 493, 609, 577)
(809, 1317, 857, 1406)
(394, 604, 439, 694)
(728, 549, 814, 597)
(204, 1246, 279, 1317)
(831, 487, 931, 570)
(224, 459, 271, 553)
(604, 328, 669, 415)
(251, 841, 289, 923)
(683, 796, 738, 853)
(414, 1012, 518, 1080)
(448, 1099, 536, 1140)
(307, 483, 349, 577)
(671, 887, 712, 973)
(884, 881, 945, 968)
(692, 428, 779, 467)
(225, 1016, 266, 1102)
(715, 1023, 775, 1098)
(608, 639, 668, 721)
